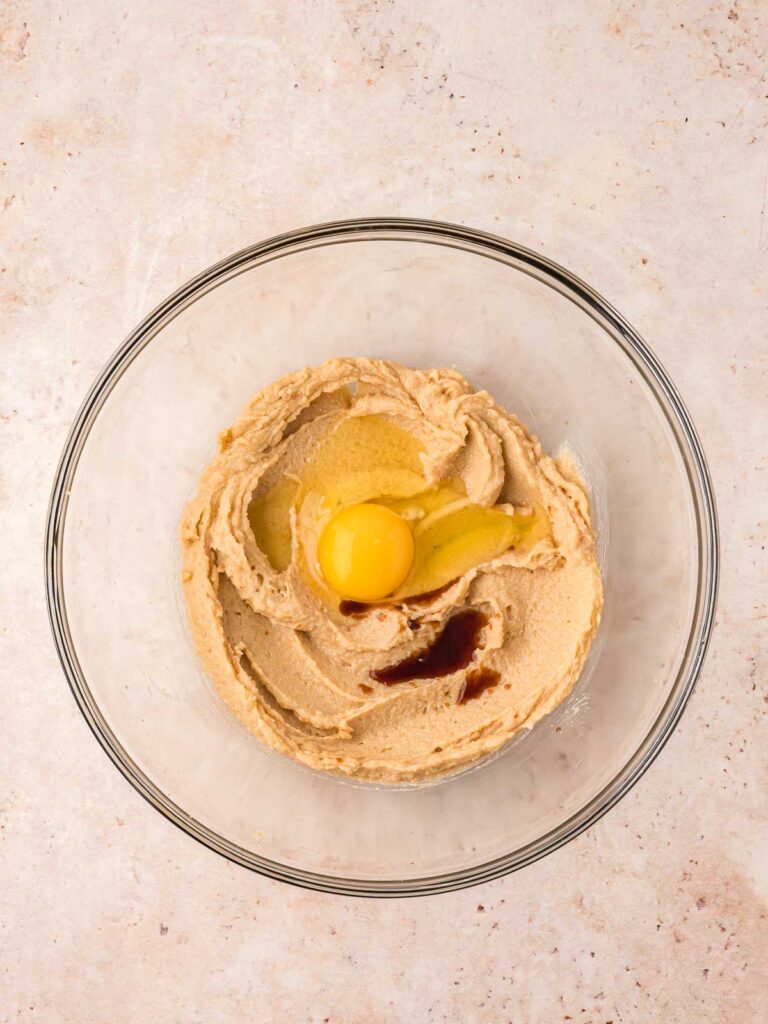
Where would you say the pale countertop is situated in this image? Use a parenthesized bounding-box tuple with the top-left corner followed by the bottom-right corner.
(2, 1, 767, 1021)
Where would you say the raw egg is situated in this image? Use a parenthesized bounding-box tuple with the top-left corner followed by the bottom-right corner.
(318, 503, 414, 601)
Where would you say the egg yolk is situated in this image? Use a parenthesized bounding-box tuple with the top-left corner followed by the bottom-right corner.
(318, 503, 415, 602)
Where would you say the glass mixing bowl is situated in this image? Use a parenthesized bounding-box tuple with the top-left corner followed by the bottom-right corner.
(46, 219, 718, 896)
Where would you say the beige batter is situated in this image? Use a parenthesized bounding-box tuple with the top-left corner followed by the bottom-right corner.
(180, 358, 603, 783)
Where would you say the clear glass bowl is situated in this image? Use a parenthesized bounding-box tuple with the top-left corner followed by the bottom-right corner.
(46, 219, 718, 896)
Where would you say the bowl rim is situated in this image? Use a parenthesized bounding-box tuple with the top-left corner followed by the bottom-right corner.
(45, 217, 719, 897)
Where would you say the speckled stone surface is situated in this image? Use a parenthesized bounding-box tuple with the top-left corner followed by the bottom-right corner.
(2, 1, 766, 1021)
